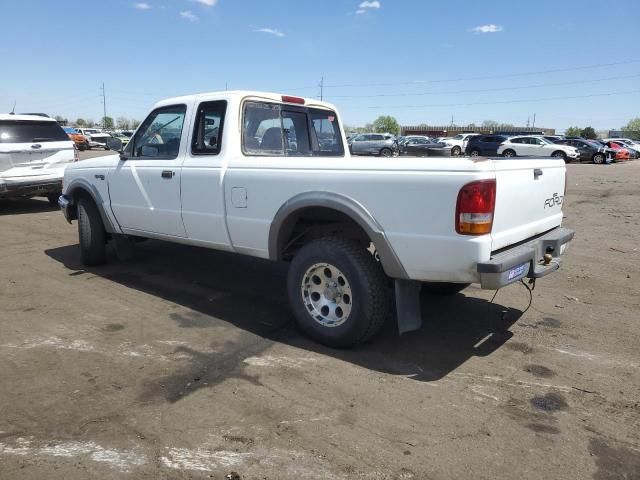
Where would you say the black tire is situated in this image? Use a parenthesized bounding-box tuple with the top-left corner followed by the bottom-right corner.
(104, 145, 110, 151)
(469, 148, 481, 157)
(380, 148, 393, 157)
(47, 192, 61, 207)
(422, 282, 470, 296)
(592, 153, 605, 164)
(451, 146, 461, 156)
(287, 237, 391, 348)
(502, 149, 516, 158)
(552, 150, 567, 162)
(77, 197, 106, 266)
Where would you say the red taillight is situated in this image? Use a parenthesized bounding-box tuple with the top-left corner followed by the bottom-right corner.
(281, 95, 305, 105)
(455, 179, 496, 235)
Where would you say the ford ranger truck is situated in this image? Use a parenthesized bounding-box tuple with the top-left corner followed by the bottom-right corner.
(58, 91, 574, 348)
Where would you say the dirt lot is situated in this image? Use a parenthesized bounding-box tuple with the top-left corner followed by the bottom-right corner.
(1, 157, 639, 479)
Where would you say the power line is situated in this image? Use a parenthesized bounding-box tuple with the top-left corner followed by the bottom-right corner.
(364, 89, 640, 109)
(330, 73, 640, 99)
(320, 60, 640, 89)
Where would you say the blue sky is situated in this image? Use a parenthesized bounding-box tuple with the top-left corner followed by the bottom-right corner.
(1, 0, 639, 131)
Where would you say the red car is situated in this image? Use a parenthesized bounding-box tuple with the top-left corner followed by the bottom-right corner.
(605, 141, 631, 161)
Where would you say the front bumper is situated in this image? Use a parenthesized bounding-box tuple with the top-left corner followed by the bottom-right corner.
(0, 178, 62, 198)
(477, 227, 575, 289)
(59, 194, 74, 223)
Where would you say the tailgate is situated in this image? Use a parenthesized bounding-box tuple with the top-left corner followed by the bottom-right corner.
(491, 158, 566, 251)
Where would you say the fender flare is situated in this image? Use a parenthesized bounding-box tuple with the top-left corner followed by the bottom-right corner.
(65, 178, 117, 234)
(268, 191, 408, 280)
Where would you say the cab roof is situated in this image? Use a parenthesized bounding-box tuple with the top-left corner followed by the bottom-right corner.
(153, 90, 338, 112)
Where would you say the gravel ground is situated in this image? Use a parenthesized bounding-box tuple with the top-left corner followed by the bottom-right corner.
(0, 159, 638, 479)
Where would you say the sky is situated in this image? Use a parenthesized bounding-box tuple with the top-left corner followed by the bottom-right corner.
(1, 0, 639, 132)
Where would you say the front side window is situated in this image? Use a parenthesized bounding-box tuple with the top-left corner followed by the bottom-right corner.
(131, 105, 186, 159)
(192, 100, 227, 155)
(510, 138, 524, 144)
(242, 101, 344, 157)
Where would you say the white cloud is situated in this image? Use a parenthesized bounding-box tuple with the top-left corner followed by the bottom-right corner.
(193, 0, 217, 6)
(179, 10, 198, 21)
(133, 2, 151, 9)
(471, 24, 503, 34)
(255, 28, 286, 37)
(355, 1, 380, 14)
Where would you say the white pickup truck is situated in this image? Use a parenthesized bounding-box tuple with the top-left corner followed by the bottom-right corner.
(58, 91, 574, 347)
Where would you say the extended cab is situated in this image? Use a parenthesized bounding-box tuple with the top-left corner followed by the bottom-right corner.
(58, 91, 574, 347)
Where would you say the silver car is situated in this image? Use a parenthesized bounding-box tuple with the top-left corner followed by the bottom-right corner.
(349, 133, 398, 157)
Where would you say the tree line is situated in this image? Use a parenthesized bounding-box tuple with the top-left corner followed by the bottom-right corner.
(53, 115, 141, 130)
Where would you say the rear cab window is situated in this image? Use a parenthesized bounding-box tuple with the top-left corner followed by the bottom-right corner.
(0, 120, 70, 143)
(242, 101, 344, 157)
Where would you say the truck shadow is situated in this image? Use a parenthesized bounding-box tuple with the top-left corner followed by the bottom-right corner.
(0, 198, 58, 216)
(45, 240, 521, 402)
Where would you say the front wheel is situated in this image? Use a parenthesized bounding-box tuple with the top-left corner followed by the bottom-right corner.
(77, 198, 106, 266)
(552, 151, 567, 162)
(287, 237, 391, 348)
(451, 146, 461, 156)
(380, 148, 393, 157)
(469, 149, 481, 157)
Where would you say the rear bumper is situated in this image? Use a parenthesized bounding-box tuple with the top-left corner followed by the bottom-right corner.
(0, 178, 62, 198)
(477, 227, 575, 289)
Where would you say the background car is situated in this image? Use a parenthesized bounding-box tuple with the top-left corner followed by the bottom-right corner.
(0, 114, 77, 205)
(498, 135, 579, 161)
(465, 134, 509, 157)
(606, 139, 639, 157)
(63, 127, 89, 151)
(400, 137, 451, 156)
(604, 141, 633, 161)
(555, 138, 614, 164)
(349, 133, 398, 157)
(441, 133, 479, 156)
(74, 127, 111, 150)
(108, 131, 130, 148)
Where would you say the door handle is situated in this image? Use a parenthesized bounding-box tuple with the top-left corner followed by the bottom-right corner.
(161, 170, 175, 179)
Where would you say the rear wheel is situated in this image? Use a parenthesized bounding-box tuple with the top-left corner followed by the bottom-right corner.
(380, 148, 393, 157)
(287, 237, 391, 348)
(77, 197, 106, 266)
(451, 146, 461, 156)
(593, 153, 605, 164)
(502, 149, 516, 158)
(552, 150, 567, 162)
(469, 149, 481, 157)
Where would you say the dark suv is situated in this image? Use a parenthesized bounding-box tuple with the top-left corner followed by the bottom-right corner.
(465, 135, 508, 157)
(555, 138, 614, 164)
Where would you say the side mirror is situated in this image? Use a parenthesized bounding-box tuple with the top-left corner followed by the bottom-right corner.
(106, 137, 123, 152)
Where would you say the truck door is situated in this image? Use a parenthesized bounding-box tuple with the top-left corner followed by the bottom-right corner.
(108, 104, 188, 237)
(179, 99, 232, 249)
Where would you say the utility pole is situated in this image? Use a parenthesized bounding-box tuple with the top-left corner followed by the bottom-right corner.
(100, 82, 107, 128)
(319, 76, 324, 101)
(526, 116, 530, 128)
(450, 114, 454, 127)
(532, 113, 536, 128)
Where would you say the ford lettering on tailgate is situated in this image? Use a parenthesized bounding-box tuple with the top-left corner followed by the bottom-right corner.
(544, 193, 563, 209)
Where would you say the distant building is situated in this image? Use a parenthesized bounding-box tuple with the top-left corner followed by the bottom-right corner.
(401, 125, 555, 137)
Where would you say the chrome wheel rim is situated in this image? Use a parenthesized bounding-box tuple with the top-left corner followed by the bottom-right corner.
(504, 151, 514, 157)
(381, 149, 392, 157)
(470, 150, 479, 157)
(553, 152, 564, 158)
(594, 154, 603, 164)
(301, 263, 353, 328)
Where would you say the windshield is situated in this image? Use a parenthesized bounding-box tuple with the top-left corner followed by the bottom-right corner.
(63, 127, 78, 134)
(0, 120, 70, 143)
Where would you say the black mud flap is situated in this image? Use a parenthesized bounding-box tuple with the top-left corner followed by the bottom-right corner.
(394, 279, 423, 334)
